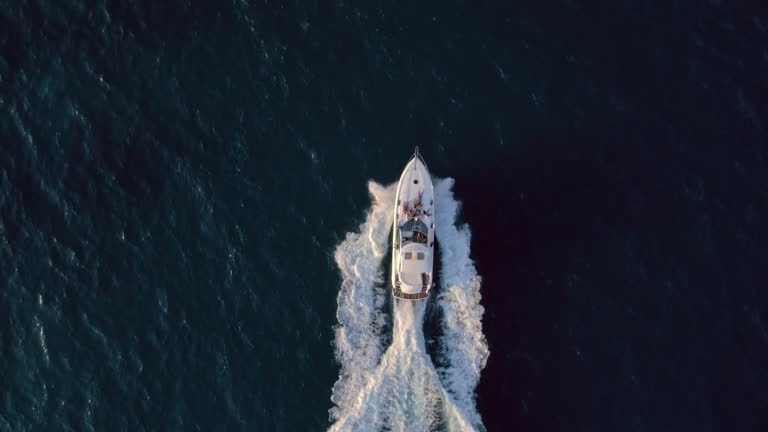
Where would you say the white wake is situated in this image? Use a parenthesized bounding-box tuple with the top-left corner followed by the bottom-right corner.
(330, 179, 489, 432)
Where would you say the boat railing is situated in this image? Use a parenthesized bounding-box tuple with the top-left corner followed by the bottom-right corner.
(393, 289, 429, 300)
(409, 146, 429, 171)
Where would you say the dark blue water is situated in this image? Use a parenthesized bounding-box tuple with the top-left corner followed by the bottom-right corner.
(1, 1, 767, 430)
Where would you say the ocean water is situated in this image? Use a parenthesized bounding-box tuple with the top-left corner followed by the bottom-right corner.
(2, 1, 767, 431)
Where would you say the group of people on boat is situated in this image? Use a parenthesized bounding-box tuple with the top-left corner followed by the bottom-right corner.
(401, 190, 432, 219)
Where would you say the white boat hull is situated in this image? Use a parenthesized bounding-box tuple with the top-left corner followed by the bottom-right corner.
(391, 148, 435, 300)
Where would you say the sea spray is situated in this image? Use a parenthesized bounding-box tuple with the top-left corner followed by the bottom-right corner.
(330, 182, 395, 422)
(331, 300, 444, 431)
(330, 179, 487, 431)
(434, 178, 490, 430)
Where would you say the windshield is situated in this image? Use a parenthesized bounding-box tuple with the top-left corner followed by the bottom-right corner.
(400, 219, 429, 244)
(401, 219, 429, 234)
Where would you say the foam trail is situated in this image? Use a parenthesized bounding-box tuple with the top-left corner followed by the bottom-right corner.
(332, 300, 441, 431)
(434, 178, 490, 429)
(330, 181, 395, 421)
(330, 179, 487, 431)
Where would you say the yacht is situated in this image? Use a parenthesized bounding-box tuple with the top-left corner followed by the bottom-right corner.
(391, 147, 435, 300)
